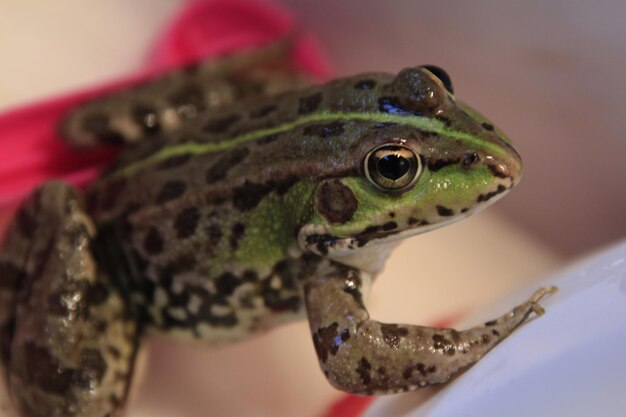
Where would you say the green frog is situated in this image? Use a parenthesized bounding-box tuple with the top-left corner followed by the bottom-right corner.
(0, 45, 555, 417)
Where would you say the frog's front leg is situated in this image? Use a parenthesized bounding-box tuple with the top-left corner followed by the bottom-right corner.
(0, 182, 139, 417)
(304, 266, 555, 394)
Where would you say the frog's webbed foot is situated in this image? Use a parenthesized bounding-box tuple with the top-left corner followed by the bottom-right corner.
(304, 267, 556, 395)
(0, 182, 139, 417)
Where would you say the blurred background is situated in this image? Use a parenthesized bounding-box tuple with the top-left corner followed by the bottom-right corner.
(0, 1, 624, 417)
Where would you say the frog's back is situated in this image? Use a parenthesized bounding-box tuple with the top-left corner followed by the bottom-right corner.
(87, 72, 401, 341)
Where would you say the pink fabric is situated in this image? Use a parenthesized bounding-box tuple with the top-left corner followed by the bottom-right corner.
(0, 0, 330, 208)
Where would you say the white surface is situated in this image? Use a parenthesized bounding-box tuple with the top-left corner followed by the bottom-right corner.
(365, 239, 626, 417)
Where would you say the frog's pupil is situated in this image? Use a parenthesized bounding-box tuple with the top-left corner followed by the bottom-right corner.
(378, 154, 409, 180)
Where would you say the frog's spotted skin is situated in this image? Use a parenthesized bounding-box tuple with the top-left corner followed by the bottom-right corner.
(60, 40, 312, 148)
(0, 45, 554, 416)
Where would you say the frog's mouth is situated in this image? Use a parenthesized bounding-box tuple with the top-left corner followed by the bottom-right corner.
(298, 213, 472, 269)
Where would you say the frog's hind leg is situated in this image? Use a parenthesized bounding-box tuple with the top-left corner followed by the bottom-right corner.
(304, 266, 556, 394)
(0, 182, 139, 417)
(58, 37, 310, 149)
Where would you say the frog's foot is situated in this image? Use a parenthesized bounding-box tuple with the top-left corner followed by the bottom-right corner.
(304, 267, 557, 395)
(0, 182, 139, 417)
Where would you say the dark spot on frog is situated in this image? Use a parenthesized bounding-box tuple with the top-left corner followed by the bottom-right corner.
(261, 259, 310, 312)
(109, 394, 123, 409)
(215, 272, 242, 296)
(156, 180, 187, 204)
(380, 323, 409, 349)
(233, 181, 274, 211)
(275, 175, 299, 196)
(382, 221, 397, 231)
(303, 121, 345, 138)
(477, 184, 507, 203)
(157, 153, 192, 170)
(168, 83, 206, 118)
(132, 104, 160, 134)
(0, 262, 22, 290)
(16, 207, 37, 238)
(162, 253, 196, 278)
(388, 212, 395, 218)
(316, 180, 358, 224)
(305, 234, 336, 255)
(229, 222, 245, 250)
(460, 207, 469, 213)
(403, 363, 436, 379)
(242, 270, 258, 282)
(432, 334, 456, 356)
(407, 217, 428, 226)
(159, 284, 239, 329)
(174, 207, 200, 239)
(77, 348, 107, 389)
(143, 227, 164, 255)
(427, 158, 461, 172)
(492, 329, 501, 337)
(354, 79, 377, 90)
(18, 342, 74, 393)
(436, 205, 454, 217)
(203, 114, 241, 134)
(481, 334, 491, 344)
(485, 319, 498, 326)
(298, 92, 323, 115)
(481, 122, 495, 131)
(107, 346, 121, 360)
(356, 357, 372, 385)
(81, 113, 126, 144)
(249, 103, 278, 118)
(312, 322, 346, 363)
(86, 282, 110, 306)
(205, 147, 250, 184)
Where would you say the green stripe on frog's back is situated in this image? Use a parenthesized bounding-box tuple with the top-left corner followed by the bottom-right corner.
(109, 112, 507, 181)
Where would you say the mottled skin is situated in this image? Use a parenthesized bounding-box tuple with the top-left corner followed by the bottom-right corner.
(0, 44, 555, 416)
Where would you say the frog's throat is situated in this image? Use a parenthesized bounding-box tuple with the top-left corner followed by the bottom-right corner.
(298, 216, 471, 275)
(111, 111, 507, 180)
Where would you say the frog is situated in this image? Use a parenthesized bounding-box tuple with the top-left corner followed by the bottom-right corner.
(0, 43, 556, 417)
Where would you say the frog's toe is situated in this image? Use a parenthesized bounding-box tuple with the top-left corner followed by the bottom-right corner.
(2, 182, 139, 417)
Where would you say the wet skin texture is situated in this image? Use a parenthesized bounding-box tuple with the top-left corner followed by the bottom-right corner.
(0, 45, 554, 416)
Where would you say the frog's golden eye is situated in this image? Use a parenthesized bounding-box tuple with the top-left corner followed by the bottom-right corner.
(422, 65, 454, 95)
(364, 144, 423, 191)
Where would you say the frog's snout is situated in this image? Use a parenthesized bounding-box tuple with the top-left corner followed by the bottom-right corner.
(504, 143, 523, 185)
(486, 142, 523, 188)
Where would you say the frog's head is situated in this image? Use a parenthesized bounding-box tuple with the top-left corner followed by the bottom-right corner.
(297, 66, 522, 274)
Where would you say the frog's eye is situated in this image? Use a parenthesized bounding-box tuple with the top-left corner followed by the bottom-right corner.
(364, 144, 423, 191)
(422, 65, 454, 95)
